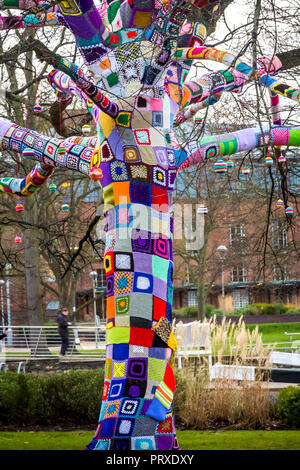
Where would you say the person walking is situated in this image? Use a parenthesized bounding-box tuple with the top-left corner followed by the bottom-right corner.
(0, 329, 8, 341)
(57, 308, 72, 359)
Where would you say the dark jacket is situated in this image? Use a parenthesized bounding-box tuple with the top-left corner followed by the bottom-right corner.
(0, 333, 7, 341)
(57, 313, 69, 336)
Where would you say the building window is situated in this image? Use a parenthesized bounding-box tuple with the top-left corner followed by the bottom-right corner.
(272, 220, 288, 250)
(229, 222, 246, 248)
(96, 268, 106, 287)
(232, 289, 249, 309)
(231, 266, 248, 282)
(273, 264, 289, 281)
(187, 290, 197, 306)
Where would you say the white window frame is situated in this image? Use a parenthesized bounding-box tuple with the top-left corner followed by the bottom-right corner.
(96, 268, 106, 287)
(272, 220, 288, 250)
(232, 289, 249, 309)
(187, 290, 198, 307)
(229, 222, 246, 247)
(231, 266, 248, 283)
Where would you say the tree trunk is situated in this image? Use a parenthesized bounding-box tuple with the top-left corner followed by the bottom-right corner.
(24, 199, 49, 356)
(85, 97, 179, 451)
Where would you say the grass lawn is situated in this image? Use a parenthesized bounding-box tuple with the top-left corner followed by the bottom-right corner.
(0, 430, 299, 450)
(245, 322, 300, 346)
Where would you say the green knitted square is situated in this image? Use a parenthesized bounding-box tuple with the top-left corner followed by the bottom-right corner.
(147, 357, 165, 382)
(152, 256, 169, 281)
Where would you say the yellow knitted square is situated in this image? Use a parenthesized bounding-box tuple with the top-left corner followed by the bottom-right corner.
(114, 362, 126, 377)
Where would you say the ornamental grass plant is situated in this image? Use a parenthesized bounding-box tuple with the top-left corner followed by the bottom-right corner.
(174, 316, 274, 429)
(175, 369, 273, 430)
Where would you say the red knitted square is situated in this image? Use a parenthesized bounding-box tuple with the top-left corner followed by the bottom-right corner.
(130, 327, 154, 347)
(153, 296, 167, 321)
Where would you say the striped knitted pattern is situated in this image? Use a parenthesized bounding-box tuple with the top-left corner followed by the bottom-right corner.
(155, 382, 173, 409)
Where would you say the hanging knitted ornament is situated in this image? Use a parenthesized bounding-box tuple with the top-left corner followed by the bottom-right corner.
(285, 206, 294, 215)
(61, 203, 70, 211)
(227, 158, 234, 168)
(61, 182, 70, 188)
(48, 183, 57, 192)
(194, 117, 203, 125)
(242, 165, 250, 175)
(15, 201, 24, 212)
(90, 167, 103, 181)
(276, 198, 284, 207)
(265, 155, 273, 166)
(22, 148, 35, 159)
(33, 103, 42, 113)
(82, 124, 91, 134)
(278, 154, 287, 163)
(15, 235, 22, 244)
(57, 147, 67, 155)
(213, 158, 227, 174)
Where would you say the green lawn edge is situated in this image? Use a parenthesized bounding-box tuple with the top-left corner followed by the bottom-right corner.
(0, 430, 299, 450)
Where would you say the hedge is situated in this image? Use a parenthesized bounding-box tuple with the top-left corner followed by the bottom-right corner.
(174, 303, 300, 318)
(232, 303, 300, 316)
(277, 386, 300, 427)
(0, 370, 299, 428)
(0, 370, 104, 426)
(174, 305, 223, 319)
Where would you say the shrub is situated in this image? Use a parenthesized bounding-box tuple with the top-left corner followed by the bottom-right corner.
(173, 306, 198, 318)
(174, 304, 223, 319)
(231, 303, 299, 316)
(210, 308, 223, 317)
(0, 369, 104, 426)
(285, 308, 300, 315)
(277, 386, 300, 427)
(205, 304, 215, 317)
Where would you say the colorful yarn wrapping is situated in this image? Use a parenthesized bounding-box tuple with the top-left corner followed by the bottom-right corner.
(0, 0, 299, 453)
(285, 206, 294, 215)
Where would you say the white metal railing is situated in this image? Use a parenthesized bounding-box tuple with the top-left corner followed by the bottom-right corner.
(175, 321, 212, 371)
(0, 325, 106, 361)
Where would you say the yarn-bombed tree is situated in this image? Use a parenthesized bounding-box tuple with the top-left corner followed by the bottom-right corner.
(0, 0, 299, 451)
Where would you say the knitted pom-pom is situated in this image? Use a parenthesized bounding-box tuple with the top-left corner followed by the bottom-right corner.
(278, 155, 287, 163)
(22, 148, 35, 159)
(48, 183, 57, 192)
(82, 124, 91, 134)
(33, 104, 42, 113)
(265, 156, 273, 166)
(242, 165, 250, 175)
(276, 198, 284, 207)
(15, 202, 24, 212)
(213, 158, 227, 174)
